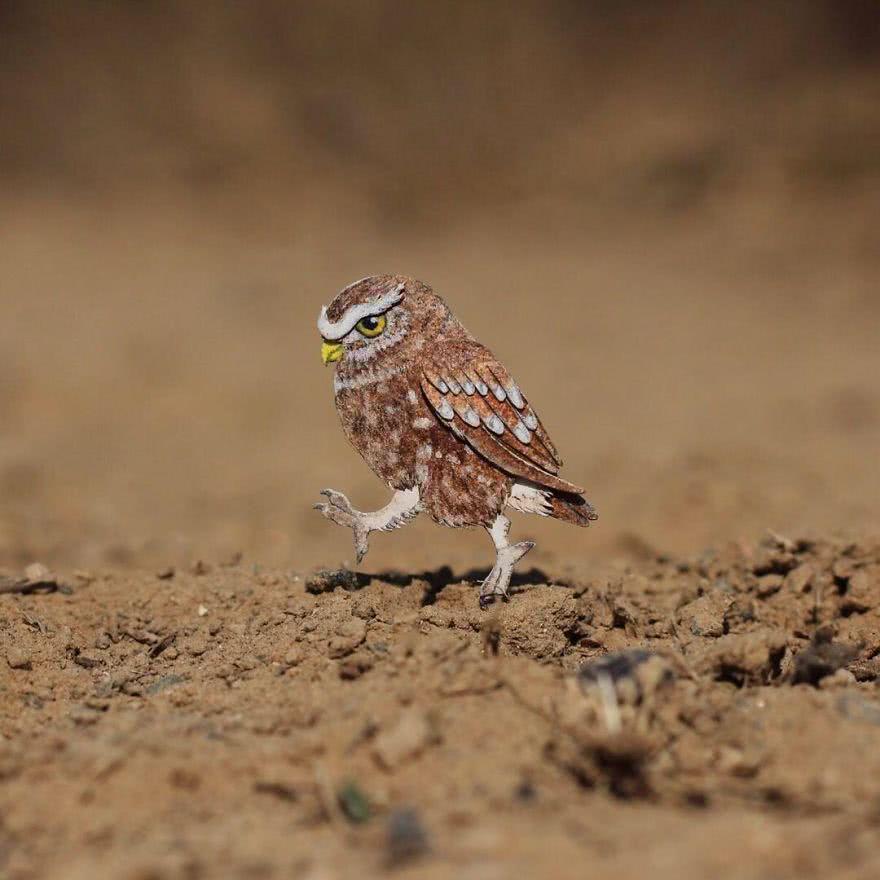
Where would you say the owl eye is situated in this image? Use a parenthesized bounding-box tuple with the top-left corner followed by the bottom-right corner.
(355, 314, 387, 338)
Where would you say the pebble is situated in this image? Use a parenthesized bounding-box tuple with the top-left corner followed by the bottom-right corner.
(283, 646, 303, 668)
(306, 568, 360, 594)
(24, 562, 50, 581)
(339, 651, 374, 680)
(7, 649, 32, 670)
(373, 710, 435, 770)
(328, 618, 367, 658)
(186, 634, 209, 656)
(784, 564, 813, 593)
(386, 808, 430, 865)
(679, 594, 728, 638)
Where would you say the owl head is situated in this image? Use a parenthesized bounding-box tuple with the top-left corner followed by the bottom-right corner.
(317, 275, 450, 367)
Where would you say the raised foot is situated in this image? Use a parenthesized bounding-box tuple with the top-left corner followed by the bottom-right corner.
(313, 488, 370, 564)
(478, 540, 535, 609)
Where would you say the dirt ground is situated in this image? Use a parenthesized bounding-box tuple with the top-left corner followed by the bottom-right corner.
(2, 3, 880, 878)
(4, 534, 880, 880)
(2, 192, 879, 879)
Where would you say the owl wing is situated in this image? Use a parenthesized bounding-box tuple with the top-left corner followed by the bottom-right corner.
(420, 345, 585, 495)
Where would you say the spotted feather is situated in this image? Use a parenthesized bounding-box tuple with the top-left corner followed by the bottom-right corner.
(420, 348, 583, 495)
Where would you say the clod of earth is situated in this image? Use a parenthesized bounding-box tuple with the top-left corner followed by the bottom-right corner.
(791, 627, 860, 686)
(306, 568, 361, 594)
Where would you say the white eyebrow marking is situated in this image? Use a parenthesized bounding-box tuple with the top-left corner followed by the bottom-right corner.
(317, 283, 405, 341)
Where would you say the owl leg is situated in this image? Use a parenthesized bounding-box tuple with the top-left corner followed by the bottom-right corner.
(314, 487, 421, 564)
(479, 514, 535, 609)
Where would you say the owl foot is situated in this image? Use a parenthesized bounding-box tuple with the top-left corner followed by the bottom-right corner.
(479, 541, 535, 608)
(314, 487, 422, 566)
(314, 489, 371, 563)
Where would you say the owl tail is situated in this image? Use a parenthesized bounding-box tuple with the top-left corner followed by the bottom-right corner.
(548, 491, 598, 528)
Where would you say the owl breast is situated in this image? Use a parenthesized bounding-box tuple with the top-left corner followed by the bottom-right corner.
(334, 366, 511, 527)
(334, 368, 430, 491)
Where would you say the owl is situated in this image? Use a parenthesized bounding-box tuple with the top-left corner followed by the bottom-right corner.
(315, 275, 597, 607)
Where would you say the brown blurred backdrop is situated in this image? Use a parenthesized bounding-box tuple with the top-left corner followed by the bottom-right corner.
(1, 1, 878, 574)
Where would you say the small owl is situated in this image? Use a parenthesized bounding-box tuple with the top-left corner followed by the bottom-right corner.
(315, 275, 597, 607)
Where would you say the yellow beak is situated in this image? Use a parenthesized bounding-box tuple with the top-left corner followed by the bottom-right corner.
(321, 340, 343, 365)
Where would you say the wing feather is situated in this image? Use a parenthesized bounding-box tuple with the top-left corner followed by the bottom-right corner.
(420, 347, 582, 495)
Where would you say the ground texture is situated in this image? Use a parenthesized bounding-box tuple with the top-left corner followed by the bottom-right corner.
(4, 534, 880, 879)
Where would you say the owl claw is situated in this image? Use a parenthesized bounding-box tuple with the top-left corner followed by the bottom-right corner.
(314, 489, 371, 564)
(479, 538, 534, 609)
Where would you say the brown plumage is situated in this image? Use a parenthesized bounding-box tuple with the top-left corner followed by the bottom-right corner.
(315, 275, 597, 606)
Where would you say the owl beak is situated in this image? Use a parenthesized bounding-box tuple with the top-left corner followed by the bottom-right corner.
(321, 340, 343, 365)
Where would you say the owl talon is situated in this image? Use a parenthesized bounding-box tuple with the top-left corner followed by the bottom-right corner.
(315, 487, 422, 566)
(314, 489, 372, 562)
(319, 489, 357, 516)
(480, 517, 534, 608)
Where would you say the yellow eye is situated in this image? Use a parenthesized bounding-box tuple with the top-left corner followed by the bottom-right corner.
(355, 314, 387, 338)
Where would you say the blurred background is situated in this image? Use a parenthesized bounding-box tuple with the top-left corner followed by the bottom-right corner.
(0, 0, 878, 574)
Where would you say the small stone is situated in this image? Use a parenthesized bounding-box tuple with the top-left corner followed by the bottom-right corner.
(70, 707, 100, 725)
(84, 697, 109, 711)
(756, 574, 784, 598)
(791, 629, 859, 686)
(694, 629, 787, 686)
(282, 646, 303, 668)
(419, 606, 451, 627)
(94, 633, 111, 650)
(197, 605, 208, 617)
(373, 710, 436, 770)
(328, 618, 367, 658)
(156, 567, 175, 580)
(784, 564, 814, 593)
(306, 568, 360, 594)
(74, 652, 103, 669)
(186, 634, 209, 656)
(7, 649, 32, 670)
(819, 668, 857, 689)
(236, 653, 259, 671)
(339, 651, 374, 680)
(716, 746, 763, 778)
(386, 808, 430, 866)
(679, 594, 728, 637)
(24, 562, 50, 582)
(841, 570, 874, 615)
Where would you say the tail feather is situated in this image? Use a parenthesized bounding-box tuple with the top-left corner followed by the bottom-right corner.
(548, 491, 598, 527)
